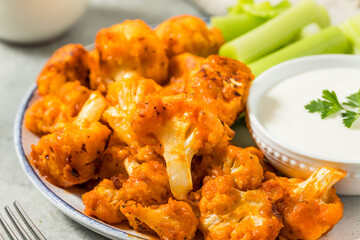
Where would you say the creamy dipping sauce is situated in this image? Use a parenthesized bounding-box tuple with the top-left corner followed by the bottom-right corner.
(258, 68, 360, 163)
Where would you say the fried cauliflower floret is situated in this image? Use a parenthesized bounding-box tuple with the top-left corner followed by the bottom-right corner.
(262, 167, 346, 240)
(132, 94, 232, 199)
(25, 95, 67, 136)
(155, 15, 224, 57)
(25, 81, 90, 136)
(186, 55, 254, 126)
(216, 145, 264, 191)
(121, 161, 171, 206)
(83, 161, 171, 224)
(30, 92, 110, 187)
(93, 20, 168, 86)
(82, 179, 125, 224)
(97, 145, 131, 179)
(102, 77, 162, 147)
(134, 145, 164, 164)
(162, 53, 204, 95)
(199, 175, 283, 240)
(121, 198, 198, 240)
(192, 145, 264, 192)
(37, 44, 90, 96)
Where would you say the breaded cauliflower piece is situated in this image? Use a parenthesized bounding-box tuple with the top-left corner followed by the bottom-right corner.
(92, 19, 168, 86)
(30, 92, 111, 187)
(25, 95, 67, 136)
(187, 55, 254, 126)
(37, 44, 90, 96)
(82, 179, 125, 224)
(192, 145, 264, 192)
(102, 77, 162, 147)
(83, 161, 171, 224)
(262, 167, 346, 240)
(120, 161, 171, 206)
(97, 145, 131, 179)
(25, 81, 90, 136)
(121, 198, 198, 240)
(199, 175, 283, 240)
(98, 141, 164, 179)
(216, 145, 264, 191)
(134, 145, 164, 164)
(132, 94, 233, 199)
(155, 15, 224, 57)
(162, 53, 204, 95)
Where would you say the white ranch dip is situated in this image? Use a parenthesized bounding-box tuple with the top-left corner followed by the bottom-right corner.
(258, 68, 360, 163)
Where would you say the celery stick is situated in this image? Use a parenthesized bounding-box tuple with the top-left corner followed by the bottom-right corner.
(219, 0, 330, 63)
(355, 47, 360, 55)
(340, 14, 360, 54)
(211, 15, 266, 42)
(317, 7, 330, 28)
(249, 26, 351, 76)
(299, 23, 321, 39)
(242, 1, 291, 18)
(228, 0, 255, 15)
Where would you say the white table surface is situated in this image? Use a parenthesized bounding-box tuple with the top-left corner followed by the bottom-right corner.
(0, 0, 359, 239)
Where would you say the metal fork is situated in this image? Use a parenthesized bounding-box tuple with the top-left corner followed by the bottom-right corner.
(0, 201, 46, 240)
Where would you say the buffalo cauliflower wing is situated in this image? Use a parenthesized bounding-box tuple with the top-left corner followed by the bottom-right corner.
(120, 161, 171, 206)
(192, 145, 264, 192)
(162, 53, 204, 95)
(97, 145, 131, 179)
(102, 76, 162, 147)
(25, 81, 90, 136)
(132, 94, 233, 199)
(30, 92, 110, 187)
(262, 167, 346, 240)
(199, 174, 283, 240)
(155, 15, 224, 57)
(37, 44, 90, 96)
(186, 55, 254, 126)
(82, 179, 125, 224)
(92, 19, 168, 87)
(83, 161, 171, 224)
(216, 145, 264, 191)
(121, 198, 198, 240)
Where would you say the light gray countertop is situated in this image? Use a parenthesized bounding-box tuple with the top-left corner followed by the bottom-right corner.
(0, 0, 359, 239)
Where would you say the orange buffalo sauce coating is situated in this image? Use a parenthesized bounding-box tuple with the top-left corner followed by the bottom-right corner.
(262, 167, 346, 240)
(155, 15, 224, 57)
(37, 44, 90, 96)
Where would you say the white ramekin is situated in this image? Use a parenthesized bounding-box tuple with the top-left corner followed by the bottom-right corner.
(0, 0, 88, 44)
(246, 54, 360, 196)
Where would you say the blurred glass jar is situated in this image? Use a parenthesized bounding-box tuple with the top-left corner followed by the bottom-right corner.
(0, 0, 88, 44)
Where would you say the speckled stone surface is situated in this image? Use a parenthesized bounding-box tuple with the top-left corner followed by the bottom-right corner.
(0, 0, 359, 239)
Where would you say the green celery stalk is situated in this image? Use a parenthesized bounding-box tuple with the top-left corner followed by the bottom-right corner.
(249, 26, 352, 76)
(212, 0, 290, 42)
(211, 15, 267, 42)
(219, 0, 330, 63)
(298, 23, 321, 39)
(340, 14, 360, 54)
(242, 1, 291, 18)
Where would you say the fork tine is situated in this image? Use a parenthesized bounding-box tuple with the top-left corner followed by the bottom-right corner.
(0, 213, 19, 240)
(13, 202, 46, 240)
(5, 206, 32, 240)
(0, 232, 5, 240)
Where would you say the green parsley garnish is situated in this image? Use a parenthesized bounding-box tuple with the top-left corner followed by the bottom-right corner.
(305, 89, 360, 128)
